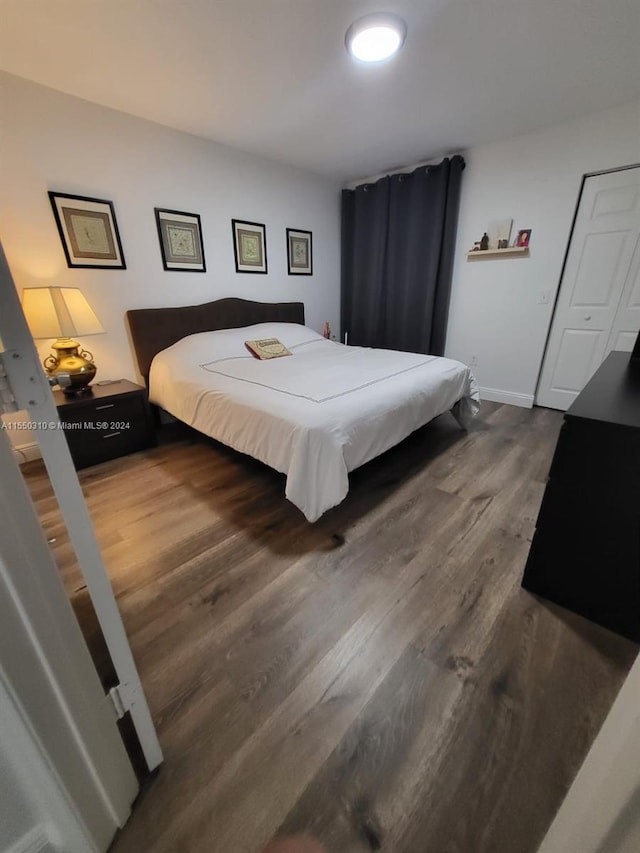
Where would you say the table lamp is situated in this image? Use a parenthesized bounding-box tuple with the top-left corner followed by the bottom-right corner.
(21, 287, 104, 395)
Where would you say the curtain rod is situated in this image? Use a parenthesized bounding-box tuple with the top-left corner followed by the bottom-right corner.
(343, 151, 466, 190)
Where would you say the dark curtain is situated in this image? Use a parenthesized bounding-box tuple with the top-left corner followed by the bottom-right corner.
(341, 155, 464, 355)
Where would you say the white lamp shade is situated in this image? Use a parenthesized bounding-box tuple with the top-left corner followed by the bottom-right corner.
(21, 287, 104, 339)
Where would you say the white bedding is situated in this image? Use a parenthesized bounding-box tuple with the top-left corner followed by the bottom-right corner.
(149, 323, 480, 521)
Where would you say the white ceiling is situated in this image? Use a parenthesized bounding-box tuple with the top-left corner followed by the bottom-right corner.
(1, 0, 639, 182)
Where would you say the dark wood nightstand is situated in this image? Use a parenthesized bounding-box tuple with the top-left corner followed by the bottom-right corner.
(53, 379, 155, 469)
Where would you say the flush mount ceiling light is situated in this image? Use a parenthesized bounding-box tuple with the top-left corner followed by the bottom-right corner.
(345, 13, 407, 63)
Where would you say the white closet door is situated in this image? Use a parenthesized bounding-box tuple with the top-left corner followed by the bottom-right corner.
(606, 231, 640, 354)
(536, 167, 640, 410)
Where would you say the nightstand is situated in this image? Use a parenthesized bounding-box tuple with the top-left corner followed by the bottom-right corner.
(53, 379, 155, 469)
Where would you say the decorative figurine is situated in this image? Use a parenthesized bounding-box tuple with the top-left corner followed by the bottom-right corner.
(480, 233, 489, 250)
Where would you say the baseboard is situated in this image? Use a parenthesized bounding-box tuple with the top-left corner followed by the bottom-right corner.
(479, 386, 534, 409)
(4, 825, 56, 853)
(11, 441, 42, 464)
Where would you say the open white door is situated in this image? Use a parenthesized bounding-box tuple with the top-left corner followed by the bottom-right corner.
(0, 423, 138, 853)
(0, 242, 162, 775)
(536, 166, 640, 410)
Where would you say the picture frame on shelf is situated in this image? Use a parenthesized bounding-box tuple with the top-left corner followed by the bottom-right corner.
(155, 208, 206, 272)
(48, 191, 126, 269)
(515, 229, 532, 248)
(488, 218, 513, 250)
(232, 219, 267, 274)
(286, 228, 313, 276)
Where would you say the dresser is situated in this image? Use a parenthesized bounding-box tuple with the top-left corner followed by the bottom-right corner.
(522, 351, 640, 642)
(54, 379, 155, 469)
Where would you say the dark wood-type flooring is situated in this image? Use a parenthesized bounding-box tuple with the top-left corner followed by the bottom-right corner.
(24, 403, 637, 853)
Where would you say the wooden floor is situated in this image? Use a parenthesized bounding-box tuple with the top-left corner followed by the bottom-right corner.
(25, 403, 637, 853)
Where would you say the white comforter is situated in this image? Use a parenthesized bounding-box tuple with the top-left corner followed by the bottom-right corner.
(149, 323, 480, 521)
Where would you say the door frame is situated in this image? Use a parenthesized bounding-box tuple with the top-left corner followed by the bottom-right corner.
(0, 242, 162, 773)
(0, 422, 137, 851)
(534, 161, 640, 405)
(537, 650, 640, 853)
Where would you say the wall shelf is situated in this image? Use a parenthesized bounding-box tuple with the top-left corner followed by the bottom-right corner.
(467, 247, 529, 259)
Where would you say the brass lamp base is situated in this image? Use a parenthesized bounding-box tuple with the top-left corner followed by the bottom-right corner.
(44, 337, 97, 395)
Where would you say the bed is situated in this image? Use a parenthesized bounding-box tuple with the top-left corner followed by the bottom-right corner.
(127, 298, 479, 521)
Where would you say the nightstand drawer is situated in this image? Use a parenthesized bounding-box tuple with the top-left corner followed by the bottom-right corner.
(54, 380, 155, 469)
(60, 394, 145, 428)
(63, 420, 151, 468)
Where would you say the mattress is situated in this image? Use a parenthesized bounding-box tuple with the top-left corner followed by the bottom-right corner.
(149, 323, 480, 521)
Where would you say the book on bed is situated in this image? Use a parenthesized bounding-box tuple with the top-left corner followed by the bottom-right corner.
(245, 338, 292, 359)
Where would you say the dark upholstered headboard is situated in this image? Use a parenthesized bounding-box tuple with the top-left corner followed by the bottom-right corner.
(127, 297, 305, 384)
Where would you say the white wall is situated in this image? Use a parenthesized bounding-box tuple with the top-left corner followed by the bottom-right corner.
(537, 650, 640, 853)
(445, 99, 640, 406)
(0, 72, 341, 448)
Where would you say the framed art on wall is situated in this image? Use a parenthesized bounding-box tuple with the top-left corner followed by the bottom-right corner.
(48, 191, 126, 269)
(286, 228, 312, 275)
(232, 219, 267, 274)
(155, 208, 206, 272)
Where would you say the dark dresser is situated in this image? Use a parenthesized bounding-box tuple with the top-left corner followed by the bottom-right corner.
(522, 351, 640, 642)
(54, 379, 155, 469)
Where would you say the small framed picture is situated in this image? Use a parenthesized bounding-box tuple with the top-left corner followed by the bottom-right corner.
(515, 229, 532, 248)
(155, 208, 206, 272)
(232, 219, 267, 274)
(286, 228, 312, 276)
(48, 191, 126, 269)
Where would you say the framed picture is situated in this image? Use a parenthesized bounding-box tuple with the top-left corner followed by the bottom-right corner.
(48, 191, 126, 269)
(232, 219, 267, 274)
(515, 229, 532, 248)
(286, 228, 312, 276)
(155, 208, 206, 272)
(488, 218, 512, 250)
